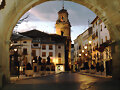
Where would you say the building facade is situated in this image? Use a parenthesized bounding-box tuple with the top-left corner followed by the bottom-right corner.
(55, 7, 71, 71)
(74, 16, 112, 76)
(10, 30, 67, 74)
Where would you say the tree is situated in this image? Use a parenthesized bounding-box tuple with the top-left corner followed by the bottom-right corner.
(26, 63, 32, 70)
(16, 14, 30, 26)
(38, 56, 42, 65)
(47, 56, 50, 65)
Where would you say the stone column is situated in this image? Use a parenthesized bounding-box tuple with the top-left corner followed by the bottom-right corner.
(111, 41, 120, 80)
(0, 39, 10, 88)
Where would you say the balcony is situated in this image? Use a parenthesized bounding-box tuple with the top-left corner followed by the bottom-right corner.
(92, 32, 98, 39)
(96, 40, 111, 52)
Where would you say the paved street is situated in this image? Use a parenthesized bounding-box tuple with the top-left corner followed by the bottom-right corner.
(2, 72, 120, 90)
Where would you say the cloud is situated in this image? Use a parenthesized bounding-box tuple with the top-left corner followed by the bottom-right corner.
(22, 1, 96, 26)
(17, 1, 96, 43)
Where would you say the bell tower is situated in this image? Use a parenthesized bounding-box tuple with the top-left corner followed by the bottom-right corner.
(55, 6, 71, 37)
(55, 3, 71, 71)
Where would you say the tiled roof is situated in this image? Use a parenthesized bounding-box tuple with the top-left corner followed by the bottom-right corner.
(11, 33, 32, 41)
(19, 29, 67, 43)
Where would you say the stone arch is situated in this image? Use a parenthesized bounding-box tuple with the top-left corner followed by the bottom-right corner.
(0, 0, 120, 87)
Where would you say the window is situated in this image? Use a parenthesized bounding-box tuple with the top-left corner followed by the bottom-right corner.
(61, 16, 64, 22)
(23, 41, 27, 43)
(58, 53, 61, 58)
(33, 44, 38, 47)
(32, 50, 36, 56)
(42, 45, 46, 50)
(58, 45, 61, 49)
(42, 52, 46, 57)
(49, 45, 53, 50)
(101, 39, 103, 44)
(49, 52, 53, 57)
(101, 25, 102, 31)
(23, 48, 27, 55)
(14, 41, 17, 43)
(79, 45, 81, 50)
(105, 36, 107, 41)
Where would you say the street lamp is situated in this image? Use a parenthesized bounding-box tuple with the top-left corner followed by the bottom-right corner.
(33, 60, 35, 63)
(14, 48, 17, 52)
(82, 50, 84, 53)
(85, 53, 88, 56)
(10, 43, 13, 46)
(79, 54, 81, 56)
(89, 41, 92, 44)
(84, 46, 87, 49)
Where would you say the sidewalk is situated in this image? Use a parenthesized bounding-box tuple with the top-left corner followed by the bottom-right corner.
(10, 72, 56, 83)
(77, 71, 112, 78)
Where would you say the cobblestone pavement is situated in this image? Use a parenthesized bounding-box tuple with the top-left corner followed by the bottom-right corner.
(2, 72, 120, 90)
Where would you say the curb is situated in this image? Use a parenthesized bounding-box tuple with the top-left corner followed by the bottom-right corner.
(78, 72, 112, 78)
(10, 73, 60, 83)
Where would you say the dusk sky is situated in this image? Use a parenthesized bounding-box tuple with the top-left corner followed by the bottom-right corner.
(14, 1, 96, 43)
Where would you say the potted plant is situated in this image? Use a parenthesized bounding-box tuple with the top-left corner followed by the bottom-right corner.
(25, 63, 33, 76)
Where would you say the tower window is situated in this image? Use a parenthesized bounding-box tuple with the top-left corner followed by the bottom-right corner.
(58, 45, 61, 49)
(61, 16, 64, 22)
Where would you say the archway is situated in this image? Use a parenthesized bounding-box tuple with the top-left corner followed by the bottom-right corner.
(0, 0, 120, 88)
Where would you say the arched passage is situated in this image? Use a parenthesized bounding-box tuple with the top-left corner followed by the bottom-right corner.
(0, 0, 120, 87)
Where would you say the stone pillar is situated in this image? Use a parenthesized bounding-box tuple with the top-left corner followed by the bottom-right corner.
(0, 39, 10, 88)
(111, 41, 120, 80)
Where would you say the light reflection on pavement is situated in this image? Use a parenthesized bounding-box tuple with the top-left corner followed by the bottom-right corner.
(2, 72, 120, 90)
